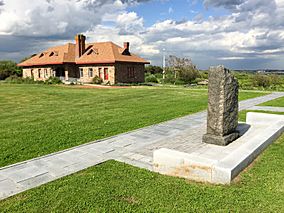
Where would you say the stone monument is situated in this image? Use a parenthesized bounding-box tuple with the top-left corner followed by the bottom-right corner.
(202, 65, 239, 146)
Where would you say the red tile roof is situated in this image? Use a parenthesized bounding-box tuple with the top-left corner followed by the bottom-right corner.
(18, 41, 149, 67)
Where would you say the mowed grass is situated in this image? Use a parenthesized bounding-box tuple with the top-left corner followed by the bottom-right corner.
(1, 133, 283, 212)
(0, 84, 267, 167)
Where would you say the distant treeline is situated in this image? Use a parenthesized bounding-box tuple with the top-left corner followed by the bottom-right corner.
(145, 58, 284, 91)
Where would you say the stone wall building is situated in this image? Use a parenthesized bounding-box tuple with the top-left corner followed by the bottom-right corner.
(18, 34, 149, 84)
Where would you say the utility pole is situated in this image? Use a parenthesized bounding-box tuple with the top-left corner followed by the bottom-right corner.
(162, 48, 166, 79)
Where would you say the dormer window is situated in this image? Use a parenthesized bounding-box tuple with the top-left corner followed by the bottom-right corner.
(49, 51, 58, 57)
(39, 53, 44, 58)
(87, 50, 93, 55)
(87, 48, 99, 55)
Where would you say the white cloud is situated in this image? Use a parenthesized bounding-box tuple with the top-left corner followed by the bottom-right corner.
(218, 56, 245, 60)
(116, 12, 144, 34)
(0, 0, 284, 69)
(0, 0, 126, 36)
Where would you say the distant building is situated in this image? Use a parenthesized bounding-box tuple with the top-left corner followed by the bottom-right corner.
(18, 34, 150, 84)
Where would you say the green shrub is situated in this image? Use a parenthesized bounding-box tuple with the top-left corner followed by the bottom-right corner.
(5, 75, 34, 84)
(45, 77, 62, 84)
(92, 75, 103, 84)
(270, 74, 282, 86)
(4, 76, 61, 85)
(155, 73, 163, 79)
(174, 79, 186, 85)
(200, 71, 208, 79)
(145, 74, 158, 83)
(145, 65, 163, 74)
(177, 67, 200, 84)
(163, 76, 176, 84)
(252, 74, 271, 88)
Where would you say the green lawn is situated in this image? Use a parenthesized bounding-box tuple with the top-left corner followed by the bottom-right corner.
(1, 85, 282, 211)
(0, 84, 267, 167)
(259, 96, 284, 107)
(1, 133, 283, 212)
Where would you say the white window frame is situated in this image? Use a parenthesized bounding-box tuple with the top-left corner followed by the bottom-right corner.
(80, 68, 84, 78)
(88, 68, 93, 77)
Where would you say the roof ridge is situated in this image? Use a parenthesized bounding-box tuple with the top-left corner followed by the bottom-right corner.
(18, 40, 149, 67)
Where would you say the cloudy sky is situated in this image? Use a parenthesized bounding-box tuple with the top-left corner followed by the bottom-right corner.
(0, 0, 284, 69)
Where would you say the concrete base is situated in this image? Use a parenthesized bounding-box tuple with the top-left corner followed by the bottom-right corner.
(153, 112, 284, 184)
(202, 132, 239, 146)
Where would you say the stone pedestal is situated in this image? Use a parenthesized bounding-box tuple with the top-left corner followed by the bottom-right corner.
(202, 65, 239, 146)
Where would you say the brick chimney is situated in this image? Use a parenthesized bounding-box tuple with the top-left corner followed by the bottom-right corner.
(75, 34, 86, 58)
(122, 42, 130, 55)
(124, 42, 130, 51)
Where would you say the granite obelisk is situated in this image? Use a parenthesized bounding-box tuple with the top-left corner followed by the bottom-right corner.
(202, 65, 239, 146)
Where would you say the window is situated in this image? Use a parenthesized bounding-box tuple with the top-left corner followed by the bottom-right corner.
(87, 48, 99, 55)
(104, 68, 109, 80)
(88, 68, 93, 77)
(99, 68, 103, 79)
(44, 69, 48, 78)
(127, 67, 135, 78)
(38, 69, 41, 78)
(31, 69, 34, 78)
(80, 68, 84, 78)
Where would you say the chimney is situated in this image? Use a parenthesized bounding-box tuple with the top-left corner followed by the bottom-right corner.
(122, 42, 130, 55)
(75, 34, 86, 58)
(124, 42, 130, 51)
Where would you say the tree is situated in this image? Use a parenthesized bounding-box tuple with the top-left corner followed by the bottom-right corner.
(145, 65, 163, 74)
(0, 60, 22, 80)
(269, 74, 282, 86)
(166, 55, 200, 84)
(252, 74, 271, 88)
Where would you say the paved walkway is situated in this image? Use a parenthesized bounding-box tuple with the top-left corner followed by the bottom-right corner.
(248, 106, 284, 112)
(0, 92, 283, 200)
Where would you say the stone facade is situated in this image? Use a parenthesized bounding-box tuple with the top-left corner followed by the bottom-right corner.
(23, 65, 77, 81)
(202, 65, 239, 146)
(23, 67, 54, 80)
(23, 63, 145, 85)
(115, 63, 145, 83)
(78, 65, 115, 84)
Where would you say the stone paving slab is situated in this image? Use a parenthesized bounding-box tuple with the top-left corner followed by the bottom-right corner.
(248, 106, 284, 112)
(0, 92, 283, 200)
(153, 112, 284, 184)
